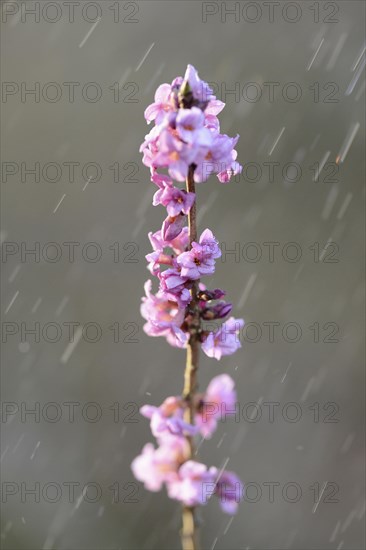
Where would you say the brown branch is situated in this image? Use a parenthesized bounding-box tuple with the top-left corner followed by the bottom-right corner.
(181, 164, 200, 550)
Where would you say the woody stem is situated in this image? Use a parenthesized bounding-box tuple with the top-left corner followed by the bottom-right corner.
(181, 164, 200, 550)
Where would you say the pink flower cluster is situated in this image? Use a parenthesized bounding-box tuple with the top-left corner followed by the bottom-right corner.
(132, 375, 243, 513)
(142, 223, 243, 355)
(133, 64, 244, 517)
(140, 64, 242, 184)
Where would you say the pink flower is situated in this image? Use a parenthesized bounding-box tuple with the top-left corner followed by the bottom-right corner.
(176, 107, 212, 146)
(140, 66, 242, 185)
(131, 443, 171, 491)
(167, 460, 216, 506)
(195, 375, 237, 438)
(217, 149, 242, 183)
(145, 250, 174, 276)
(177, 229, 221, 279)
(131, 438, 188, 491)
(194, 133, 242, 183)
(202, 317, 244, 360)
(158, 268, 191, 306)
(158, 267, 186, 291)
(204, 113, 220, 132)
(144, 83, 174, 125)
(153, 177, 195, 217)
(154, 127, 196, 182)
(148, 227, 189, 256)
(140, 396, 197, 441)
(169, 226, 190, 254)
(140, 280, 188, 348)
(139, 123, 161, 157)
(205, 99, 225, 116)
(146, 230, 177, 275)
(214, 470, 244, 514)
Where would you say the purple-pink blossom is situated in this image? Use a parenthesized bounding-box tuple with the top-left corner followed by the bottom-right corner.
(193, 133, 242, 183)
(167, 460, 216, 507)
(140, 64, 242, 185)
(144, 83, 174, 125)
(131, 438, 188, 492)
(214, 470, 244, 514)
(153, 176, 195, 216)
(176, 107, 212, 146)
(148, 227, 189, 256)
(202, 317, 244, 360)
(140, 280, 188, 348)
(177, 229, 221, 279)
(195, 374, 237, 438)
(140, 396, 197, 442)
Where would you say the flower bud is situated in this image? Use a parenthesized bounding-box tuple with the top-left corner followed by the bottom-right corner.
(162, 214, 186, 241)
(201, 301, 232, 320)
(197, 288, 226, 302)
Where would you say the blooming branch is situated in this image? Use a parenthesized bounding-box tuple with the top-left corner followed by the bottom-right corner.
(132, 65, 244, 550)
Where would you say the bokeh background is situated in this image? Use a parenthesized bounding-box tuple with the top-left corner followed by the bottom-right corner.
(1, 1, 365, 548)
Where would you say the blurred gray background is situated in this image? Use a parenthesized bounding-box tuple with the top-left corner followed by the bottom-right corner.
(1, 1, 365, 548)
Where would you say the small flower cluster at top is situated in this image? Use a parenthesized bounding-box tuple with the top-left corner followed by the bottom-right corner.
(140, 64, 244, 356)
(132, 374, 243, 513)
(132, 65, 244, 514)
(140, 63, 242, 184)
